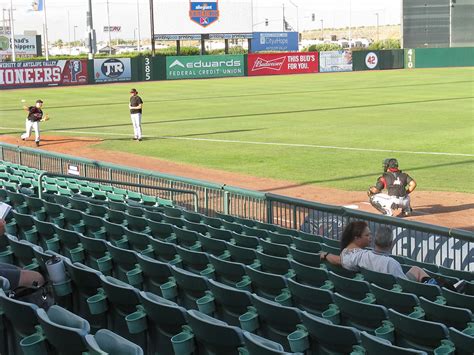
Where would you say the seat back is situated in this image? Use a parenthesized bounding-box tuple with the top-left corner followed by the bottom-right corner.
(360, 331, 428, 355)
(449, 327, 474, 355)
(329, 271, 371, 301)
(290, 259, 329, 288)
(397, 277, 441, 301)
(242, 331, 290, 355)
(136, 254, 172, 295)
(86, 329, 144, 355)
(361, 268, 398, 290)
(209, 254, 246, 286)
(169, 266, 209, 310)
(245, 266, 288, 300)
(419, 296, 473, 330)
(287, 279, 334, 316)
(370, 283, 419, 314)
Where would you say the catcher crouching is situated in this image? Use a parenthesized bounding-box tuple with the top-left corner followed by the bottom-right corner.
(368, 158, 417, 217)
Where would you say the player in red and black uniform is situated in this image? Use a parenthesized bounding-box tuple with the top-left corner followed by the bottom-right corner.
(21, 99, 44, 147)
(368, 158, 417, 217)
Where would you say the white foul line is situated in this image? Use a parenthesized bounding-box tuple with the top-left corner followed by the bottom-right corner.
(1, 127, 473, 157)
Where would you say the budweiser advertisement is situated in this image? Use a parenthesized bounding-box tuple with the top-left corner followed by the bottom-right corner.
(247, 52, 319, 76)
(0, 59, 88, 89)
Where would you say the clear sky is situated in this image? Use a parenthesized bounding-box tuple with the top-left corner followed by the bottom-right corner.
(1, 0, 401, 42)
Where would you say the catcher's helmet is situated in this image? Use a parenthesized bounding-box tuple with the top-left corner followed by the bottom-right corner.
(383, 158, 398, 172)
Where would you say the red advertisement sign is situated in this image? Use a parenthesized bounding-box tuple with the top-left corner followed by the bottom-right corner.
(0, 59, 88, 89)
(247, 52, 319, 76)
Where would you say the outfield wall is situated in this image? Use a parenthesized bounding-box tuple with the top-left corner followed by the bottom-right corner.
(1, 47, 474, 89)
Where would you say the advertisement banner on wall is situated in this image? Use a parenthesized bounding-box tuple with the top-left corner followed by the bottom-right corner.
(0, 35, 40, 58)
(251, 32, 299, 52)
(247, 52, 319, 76)
(166, 55, 244, 80)
(319, 50, 353, 72)
(352, 50, 404, 71)
(0, 59, 88, 89)
(93, 58, 131, 83)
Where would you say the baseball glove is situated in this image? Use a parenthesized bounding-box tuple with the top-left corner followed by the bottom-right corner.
(40, 114, 50, 122)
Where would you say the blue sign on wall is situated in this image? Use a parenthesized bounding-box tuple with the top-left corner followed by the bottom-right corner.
(251, 32, 299, 52)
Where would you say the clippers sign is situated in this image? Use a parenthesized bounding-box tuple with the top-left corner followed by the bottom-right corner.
(189, 0, 219, 27)
(0, 59, 88, 89)
(93, 58, 131, 83)
(247, 52, 319, 76)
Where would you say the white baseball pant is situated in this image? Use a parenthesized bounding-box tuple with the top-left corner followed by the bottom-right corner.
(131, 113, 142, 139)
(21, 119, 40, 142)
(370, 193, 411, 216)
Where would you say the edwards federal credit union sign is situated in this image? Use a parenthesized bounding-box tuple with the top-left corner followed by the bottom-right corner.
(166, 55, 244, 80)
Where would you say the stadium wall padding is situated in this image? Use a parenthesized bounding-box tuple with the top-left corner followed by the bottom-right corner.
(352, 50, 405, 71)
(405, 47, 474, 68)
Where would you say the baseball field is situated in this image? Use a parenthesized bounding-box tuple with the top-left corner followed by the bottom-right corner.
(1, 67, 473, 196)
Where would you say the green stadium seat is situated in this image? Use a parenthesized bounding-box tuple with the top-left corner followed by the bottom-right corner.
(183, 220, 208, 235)
(147, 220, 174, 240)
(333, 292, 388, 332)
(102, 220, 128, 247)
(361, 268, 398, 290)
(123, 229, 153, 256)
(126, 191, 142, 203)
(292, 237, 321, 253)
(197, 234, 228, 257)
(287, 278, 334, 316)
(174, 310, 244, 354)
(60, 206, 85, 233)
(320, 243, 340, 255)
(370, 283, 420, 314)
(242, 225, 268, 239)
(82, 214, 107, 239)
(231, 232, 260, 248)
(258, 238, 290, 258)
(125, 204, 145, 217)
(132, 291, 187, 355)
(136, 254, 172, 295)
(404, 258, 439, 273)
(35, 305, 90, 354)
(7, 236, 40, 270)
(209, 254, 246, 287)
(207, 225, 233, 242)
(242, 294, 302, 352)
(6, 190, 29, 213)
(85, 329, 144, 355)
(182, 209, 203, 223)
(242, 330, 295, 355)
(202, 215, 223, 229)
(274, 225, 299, 238)
(148, 238, 180, 265)
(359, 331, 428, 355)
(215, 212, 234, 222)
(0, 289, 41, 355)
(295, 311, 361, 354)
(175, 244, 211, 273)
(256, 251, 292, 276)
(227, 243, 259, 266)
(266, 231, 294, 247)
(397, 277, 441, 301)
(324, 262, 359, 279)
(88, 275, 146, 348)
(221, 220, 244, 234)
(448, 327, 474, 355)
(290, 260, 331, 289)
(11, 210, 37, 243)
(329, 271, 372, 301)
(205, 278, 253, 326)
(388, 308, 449, 353)
(288, 247, 321, 268)
(77, 234, 112, 274)
(419, 296, 473, 330)
(253, 221, 277, 232)
(125, 214, 150, 234)
(438, 265, 474, 282)
(106, 243, 141, 286)
(33, 219, 61, 253)
(167, 266, 209, 309)
(162, 205, 183, 218)
(441, 287, 474, 312)
(88, 202, 108, 218)
(172, 226, 200, 249)
(243, 266, 288, 300)
(63, 259, 107, 333)
(68, 197, 90, 213)
(107, 208, 127, 225)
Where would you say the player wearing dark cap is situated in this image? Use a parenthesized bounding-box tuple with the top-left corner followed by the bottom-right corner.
(368, 158, 417, 217)
(21, 99, 45, 147)
(129, 88, 143, 141)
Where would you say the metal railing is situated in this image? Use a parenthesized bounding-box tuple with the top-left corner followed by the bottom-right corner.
(1, 142, 473, 271)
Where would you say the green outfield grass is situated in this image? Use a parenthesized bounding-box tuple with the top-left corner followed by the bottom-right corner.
(1, 67, 473, 193)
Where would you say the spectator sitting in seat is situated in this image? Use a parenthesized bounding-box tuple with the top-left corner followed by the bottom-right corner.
(320, 221, 433, 282)
(0, 219, 45, 290)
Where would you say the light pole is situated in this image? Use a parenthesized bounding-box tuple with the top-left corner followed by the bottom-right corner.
(106, 0, 112, 54)
(349, 0, 352, 48)
(136, 0, 141, 51)
(288, 0, 299, 34)
(9, 0, 15, 62)
(375, 12, 379, 42)
(320, 19, 324, 39)
(74, 25, 78, 43)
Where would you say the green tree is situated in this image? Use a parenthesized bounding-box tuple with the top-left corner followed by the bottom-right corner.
(305, 43, 342, 52)
(368, 39, 401, 50)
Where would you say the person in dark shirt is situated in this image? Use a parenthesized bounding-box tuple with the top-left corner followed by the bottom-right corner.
(129, 88, 143, 141)
(368, 158, 417, 217)
(21, 99, 45, 147)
